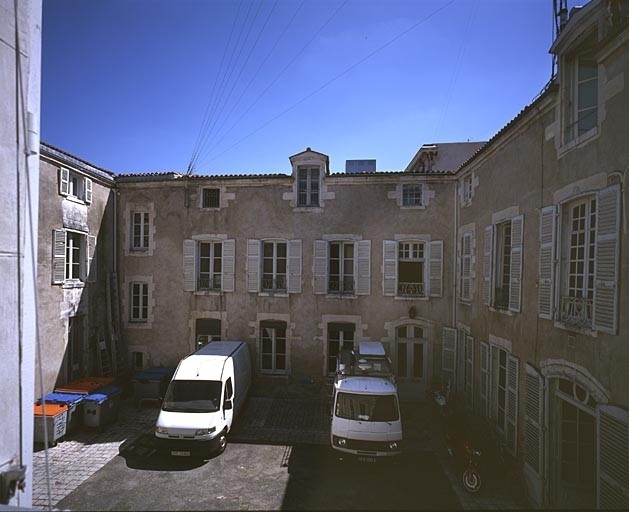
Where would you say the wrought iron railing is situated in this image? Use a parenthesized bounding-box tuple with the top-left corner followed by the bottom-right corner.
(560, 295, 593, 327)
(261, 276, 287, 292)
(328, 277, 355, 294)
(198, 275, 221, 291)
(397, 282, 424, 297)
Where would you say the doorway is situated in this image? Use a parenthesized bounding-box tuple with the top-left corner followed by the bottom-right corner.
(395, 325, 427, 401)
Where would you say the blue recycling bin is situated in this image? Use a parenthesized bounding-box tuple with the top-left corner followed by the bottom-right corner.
(131, 367, 174, 406)
(38, 392, 85, 434)
(82, 385, 122, 428)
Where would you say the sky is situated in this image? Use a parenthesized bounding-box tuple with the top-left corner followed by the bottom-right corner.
(41, 0, 564, 175)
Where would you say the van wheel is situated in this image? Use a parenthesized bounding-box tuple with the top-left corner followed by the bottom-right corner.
(217, 432, 227, 453)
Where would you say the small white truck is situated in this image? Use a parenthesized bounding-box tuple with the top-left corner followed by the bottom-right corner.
(330, 341, 403, 460)
(155, 341, 251, 457)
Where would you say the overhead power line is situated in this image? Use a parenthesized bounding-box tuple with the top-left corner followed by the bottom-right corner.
(198, 0, 456, 171)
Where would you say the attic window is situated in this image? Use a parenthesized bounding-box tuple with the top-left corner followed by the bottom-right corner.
(202, 188, 220, 208)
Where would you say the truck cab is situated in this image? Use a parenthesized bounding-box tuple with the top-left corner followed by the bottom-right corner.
(330, 341, 403, 459)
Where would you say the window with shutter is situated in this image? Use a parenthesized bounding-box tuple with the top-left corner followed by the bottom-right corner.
(287, 239, 302, 294)
(483, 225, 494, 306)
(356, 240, 371, 295)
(183, 239, 197, 292)
(538, 205, 557, 319)
(465, 335, 474, 409)
(87, 235, 96, 283)
(597, 404, 629, 509)
(508, 215, 524, 312)
(52, 229, 66, 284)
(261, 240, 287, 292)
(397, 240, 425, 297)
(59, 168, 69, 196)
(429, 240, 443, 297)
(382, 240, 397, 296)
(480, 341, 489, 417)
(260, 321, 288, 374)
(313, 240, 328, 294)
(328, 241, 355, 294)
(506, 354, 520, 454)
(221, 239, 235, 292)
(524, 364, 544, 475)
(460, 232, 472, 301)
(247, 239, 261, 293)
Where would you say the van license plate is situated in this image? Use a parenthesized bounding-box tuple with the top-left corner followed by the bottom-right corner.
(358, 456, 376, 463)
(172, 450, 190, 457)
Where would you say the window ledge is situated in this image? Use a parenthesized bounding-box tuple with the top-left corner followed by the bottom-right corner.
(325, 294, 357, 300)
(458, 299, 471, 305)
(63, 195, 87, 206)
(558, 126, 599, 157)
(400, 205, 426, 210)
(62, 280, 85, 289)
(199, 207, 221, 211)
(293, 206, 323, 213)
(126, 321, 153, 330)
(194, 290, 222, 296)
(394, 295, 428, 301)
(258, 292, 289, 298)
(129, 249, 150, 256)
(553, 320, 598, 338)
(489, 306, 515, 316)
(259, 372, 289, 377)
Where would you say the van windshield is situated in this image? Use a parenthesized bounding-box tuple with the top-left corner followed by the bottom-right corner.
(335, 392, 399, 422)
(162, 380, 222, 413)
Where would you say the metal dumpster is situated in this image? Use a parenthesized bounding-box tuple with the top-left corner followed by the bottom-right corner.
(37, 392, 84, 434)
(34, 403, 68, 446)
(82, 385, 122, 429)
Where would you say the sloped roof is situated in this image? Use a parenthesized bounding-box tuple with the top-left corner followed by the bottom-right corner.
(404, 141, 486, 174)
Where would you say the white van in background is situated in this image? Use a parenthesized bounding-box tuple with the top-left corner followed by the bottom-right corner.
(155, 341, 251, 457)
(331, 341, 403, 460)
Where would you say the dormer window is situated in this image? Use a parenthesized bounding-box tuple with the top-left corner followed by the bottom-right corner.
(563, 53, 598, 144)
(59, 167, 93, 204)
(297, 166, 320, 207)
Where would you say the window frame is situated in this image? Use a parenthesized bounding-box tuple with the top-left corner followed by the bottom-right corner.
(197, 240, 223, 292)
(201, 187, 221, 209)
(261, 240, 288, 292)
(397, 240, 426, 298)
(327, 323, 355, 375)
(296, 166, 321, 207)
(259, 321, 288, 374)
(59, 167, 93, 204)
(401, 183, 424, 208)
(328, 240, 355, 295)
(129, 281, 149, 323)
(130, 211, 150, 252)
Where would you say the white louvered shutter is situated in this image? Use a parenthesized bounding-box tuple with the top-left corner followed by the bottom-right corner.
(509, 215, 524, 312)
(593, 184, 620, 334)
(461, 232, 472, 301)
(456, 329, 466, 394)
(59, 168, 69, 196)
(287, 239, 302, 294)
(465, 335, 474, 409)
(483, 225, 494, 306)
(313, 240, 328, 294)
(538, 205, 557, 319)
(85, 177, 93, 204)
(87, 235, 96, 283)
(480, 341, 489, 417)
(52, 229, 66, 284)
(183, 239, 196, 291)
(441, 327, 457, 391)
(356, 240, 371, 295)
(382, 240, 397, 296)
(221, 239, 235, 292)
(247, 239, 261, 293)
(506, 354, 520, 453)
(597, 404, 629, 509)
(524, 364, 544, 475)
(429, 240, 443, 297)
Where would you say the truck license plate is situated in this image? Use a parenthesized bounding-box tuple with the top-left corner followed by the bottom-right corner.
(172, 450, 190, 457)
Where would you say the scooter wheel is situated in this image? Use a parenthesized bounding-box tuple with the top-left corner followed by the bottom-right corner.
(462, 469, 482, 493)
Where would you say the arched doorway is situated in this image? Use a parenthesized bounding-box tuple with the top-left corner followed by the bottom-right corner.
(548, 377, 597, 509)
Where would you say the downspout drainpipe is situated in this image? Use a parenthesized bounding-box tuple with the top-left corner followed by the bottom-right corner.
(452, 177, 458, 328)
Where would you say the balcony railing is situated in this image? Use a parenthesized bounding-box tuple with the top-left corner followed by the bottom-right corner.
(494, 286, 510, 309)
(328, 277, 355, 294)
(261, 276, 287, 292)
(560, 295, 593, 328)
(198, 275, 221, 291)
(397, 282, 425, 297)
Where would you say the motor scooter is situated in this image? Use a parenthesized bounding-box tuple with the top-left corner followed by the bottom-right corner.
(431, 388, 484, 493)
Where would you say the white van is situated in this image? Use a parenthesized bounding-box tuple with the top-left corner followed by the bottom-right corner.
(155, 341, 251, 457)
(331, 341, 403, 460)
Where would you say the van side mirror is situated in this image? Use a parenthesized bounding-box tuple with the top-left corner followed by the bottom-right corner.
(224, 399, 233, 410)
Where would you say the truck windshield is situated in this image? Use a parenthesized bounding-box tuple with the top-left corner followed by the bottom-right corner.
(162, 380, 222, 413)
(335, 392, 399, 422)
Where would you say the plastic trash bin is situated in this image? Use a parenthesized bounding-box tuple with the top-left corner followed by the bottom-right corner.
(37, 392, 84, 434)
(82, 385, 122, 429)
(34, 403, 68, 446)
(131, 367, 175, 406)
(55, 377, 114, 395)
